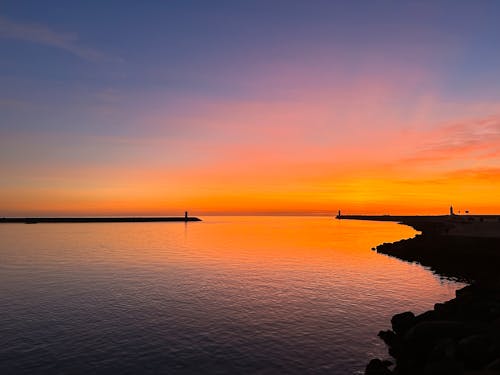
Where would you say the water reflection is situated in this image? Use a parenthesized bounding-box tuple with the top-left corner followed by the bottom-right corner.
(0, 217, 464, 374)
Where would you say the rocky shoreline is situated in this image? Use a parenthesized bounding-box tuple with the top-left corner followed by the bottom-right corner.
(365, 234, 500, 374)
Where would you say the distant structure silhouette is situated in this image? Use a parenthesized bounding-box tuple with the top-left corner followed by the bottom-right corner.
(450, 205, 455, 216)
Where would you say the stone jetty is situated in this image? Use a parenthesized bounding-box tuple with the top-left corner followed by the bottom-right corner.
(367, 282, 500, 374)
(335, 212, 500, 374)
(365, 234, 500, 374)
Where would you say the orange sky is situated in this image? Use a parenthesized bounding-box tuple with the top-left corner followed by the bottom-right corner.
(2, 103, 499, 216)
(1, 3, 500, 216)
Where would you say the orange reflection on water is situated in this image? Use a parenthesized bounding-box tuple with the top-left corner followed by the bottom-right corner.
(2, 216, 416, 271)
(0, 217, 465, 374)
(1, 216, 460, 313)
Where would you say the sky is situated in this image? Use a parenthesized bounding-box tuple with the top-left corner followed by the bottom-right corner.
(1, 0, 500, 216)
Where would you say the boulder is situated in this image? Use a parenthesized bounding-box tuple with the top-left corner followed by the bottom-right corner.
(391, 311, 416, 335)
(434, 301, 458, 318)
(485, 357, 500, 370)
(415, 310, 439, 324)
(456, 285, 477, 298)
(405, 321, 466, 343)
(429, 338, 457, 361)
(457, 295, 491, 321)
(378, 330, 397, 346)
(457, 334, 491, 368)
(423, 359, 464, 375)
(365, 358, 392, 375)
(488, 302, 500, 320)
(378, 330, 405, 358)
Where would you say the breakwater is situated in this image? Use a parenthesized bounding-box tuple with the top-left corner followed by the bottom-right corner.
(336, 214, 500, 373)
(337, 214, 500, 238)
(0, 217, 202, 224)
(367, 281, 500, 374)
(365, 234, 500, 374)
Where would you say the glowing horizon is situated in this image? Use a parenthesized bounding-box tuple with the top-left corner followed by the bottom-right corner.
(1, 1, 499, 216)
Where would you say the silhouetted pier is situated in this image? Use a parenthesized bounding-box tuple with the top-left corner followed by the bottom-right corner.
(336, 212, 500, 238)
(0, 216, 202, 224)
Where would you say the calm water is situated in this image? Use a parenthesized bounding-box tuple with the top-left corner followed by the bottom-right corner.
(0, 216, 464, 374)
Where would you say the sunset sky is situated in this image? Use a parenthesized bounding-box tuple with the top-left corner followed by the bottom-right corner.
(1, 1, 500, 216)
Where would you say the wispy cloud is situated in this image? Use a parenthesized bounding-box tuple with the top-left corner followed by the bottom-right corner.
(402, 115, 500, 165)
(0, 15, 119, 62)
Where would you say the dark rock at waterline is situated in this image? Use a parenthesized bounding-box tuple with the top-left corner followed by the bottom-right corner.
(365, 359, 393, 375)
(365, 234, 500, 375)
(378, 330, 395, 345)
(375, 234, 500, 283)
(378, 330, 404, 358)
(404, 320, 465, 343)
(433, 300, 458, 317)
(414, 309, 439, 324)
(391, 311, 416, 335)
(366, 284, 500, 374)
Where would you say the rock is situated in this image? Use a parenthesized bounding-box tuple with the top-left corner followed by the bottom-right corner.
(457, 334, 491, 368)
(458, 297, 490, 321)
(378, 330, 405, 358)
(380, 359, 392, 367)
(463, 319, 489, 336)
(365, 358, 392, 374)
(490, 317, 500, 334)
(434, 300, 458, 318)
(456, 285, 477, 298)
(405, 321, 466, 343)
(415, 310, 439, 324)
(378, 330, 397, 346)
(423, 359, 464, 375)
(488, 302, 500, 320)
(485, 357, 500, 370)
(391, 311, 416, 335)
(366, 236, 500, 374)
(429, 338, 457, 361)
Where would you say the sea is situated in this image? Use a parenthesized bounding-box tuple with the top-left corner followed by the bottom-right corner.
(0, 216, 464, 374)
